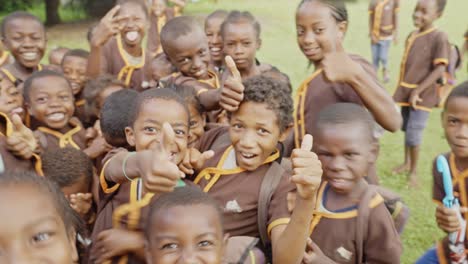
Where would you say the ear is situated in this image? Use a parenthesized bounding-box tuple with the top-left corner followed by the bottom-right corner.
(144, 241, 153, 264)
(125, 126, 136, 147)
(337, 21, 348, 40)
(68, 229, 79, 262)
(279, 123, 293, 142)
(256, 38, 262, 50)
(201, 113, 207, 128)
(222, 233, 230, 251)
(368, 139, 379, 164)
(25, 102, 33, 117)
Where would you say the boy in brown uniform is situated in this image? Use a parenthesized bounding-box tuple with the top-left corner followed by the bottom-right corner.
(416, 82, 468, 263)
(302, 103, 402, 264)
(147, 0, 175, 58)
(392, 0, 449, 186)
(369, 0, 399, 82)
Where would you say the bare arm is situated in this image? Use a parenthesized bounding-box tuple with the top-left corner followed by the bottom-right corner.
(413, 65, 446, 94)
(393, 0, 399, 43)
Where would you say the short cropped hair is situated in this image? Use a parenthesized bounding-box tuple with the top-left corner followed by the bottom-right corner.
(220, 10, 261, 39)
(444, 81, 468, 110)
(1, 11, 44, 38)
(23, 70, 71, 103)
(41, 147, 93, 189)
(145, 186, 224, 240)
(61, 49, 90, 66)
(160, 16, 203, 53)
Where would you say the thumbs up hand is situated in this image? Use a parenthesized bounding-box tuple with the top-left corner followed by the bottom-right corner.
(6, 114, 38, 159)
(290, 134, 322, 201)
(220, 56, 244, 112)
(179, 148, 215, 175)
(321, 40, 363, 83)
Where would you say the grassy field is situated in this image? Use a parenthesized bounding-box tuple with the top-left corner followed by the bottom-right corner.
(4, 0, 467, 263)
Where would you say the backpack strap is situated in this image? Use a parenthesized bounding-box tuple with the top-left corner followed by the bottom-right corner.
(257, 159, 290, 246)
(355, 185, 377, 264)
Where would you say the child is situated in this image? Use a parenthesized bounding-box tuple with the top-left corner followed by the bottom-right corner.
(368, 0, 399, 83)
(0, 171, 82, 263)
(0, 12, 47, 89)
(49, 46, 70, 67)
(144, 186, 227, 264)
(205, 10, 228, 73)
(147, 0, 175, 58)
(392, 0, 449, 186)
(289, 0, 401, 184)
(416, 81, 468, 263)
(160, 16, 244, 122)
(88, 0, 151, 91)
(302, 103, 402, 263)
(83, 75, 125, 128)
(88, 88, 192, 263)
(194, 75, 323, 263)
(23, 70, 90, 152)
(0, 41, 13, 68)
(174, 85, 207, 148)
(0, 75, 41, 174)
(61, 49, 90, 124)
(220, 11, 290, 87)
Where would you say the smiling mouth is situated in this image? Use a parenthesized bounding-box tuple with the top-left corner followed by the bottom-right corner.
(125, 31, 140, 42)
(21, 52, 38, 61)
(240, 151, 257, 160)
(47, 112, 66, 122)
(9, 107, 24, 116)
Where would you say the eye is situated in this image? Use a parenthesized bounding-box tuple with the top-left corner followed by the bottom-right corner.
(232, 123, 243, 129)
(174, 129, 186, 136)
(258, 128, 270, 135)
(161, 243, 178, 250)
(144, 127, 157, 133)
(199, 49, 207, 56)
(36, 97, 47, 103)
(296, 28, 305, 36)
(198, 240, 214, 247)
(190, 120, 198, 127)
(344, 152, 358, 159)
(32, 232, 52, 243)
(60, 95, 70, 100)
(179, 58, 190, 64)
(448, 118, 459, 125)
(314, 28, 324, 34)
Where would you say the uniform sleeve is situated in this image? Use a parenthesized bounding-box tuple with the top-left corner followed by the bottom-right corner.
(432, 157, 445, 204)
(368, 0, 375, 14)
(364, 203, 402, 264)
(267, 170, 296, 235)
(433, 31, 450, 66)
(394, 0, 400, 12)
(99, 148, 128, 194)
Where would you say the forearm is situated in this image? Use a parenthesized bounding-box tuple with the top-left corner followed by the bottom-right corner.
(273, 198, 315, 264)
(146, 13, 160, 58)
(415, 65, 446, 94)
(104, 151, 145, 184)
(199, 90, 221, 111)
(349, 68, 402, 132)
(88, 45, 104, 78)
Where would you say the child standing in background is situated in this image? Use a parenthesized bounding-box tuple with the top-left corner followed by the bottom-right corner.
(369, 0, 399, 83)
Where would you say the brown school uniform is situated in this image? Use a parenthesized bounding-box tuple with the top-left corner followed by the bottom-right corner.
(257, 62, 292, 91)
(0, 112, 43, 175)
(195, 127, 294, 238)
(309, 182, 402, 263)
(0, 64, 45, 89)
(369, 0, 399, 41)
(432, 153, 468, 262)
(393, 28, 450, 112)
(0, 51, 12, 68)
(36, 121, 87, 150)
(101, 36, 148, 92)
(147, 9, 175, 58)
(74, 95, 87, 125)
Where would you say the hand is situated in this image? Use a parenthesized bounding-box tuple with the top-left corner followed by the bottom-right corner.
(179, 148, 215, 175)
(291, 135, 322, 201)
(393, 32, 399, 45)
(435, 205, 462, 233)
(409, 89, 423, 108)
(302, 238, 334, 264)
(220, 56, 244, 112)
(371, 34, 379, 45)
(69, 193, 93, 216)
(85, 136, 113, 159)
(6, 114, 38, 159)
(91, 5, 127, 48)
(321, 41, 363, 83)
(94, 229, 144, 263)
(137, 122, 185, 193)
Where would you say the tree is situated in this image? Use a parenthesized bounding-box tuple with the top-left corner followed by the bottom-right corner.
(45, 0, 61, 26)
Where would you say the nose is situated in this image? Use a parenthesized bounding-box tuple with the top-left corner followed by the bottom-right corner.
(178, 248, 199, 264)
(22, 36, 35, 48)
(192, 56, 203, 70)
(213, 33, 222, 45)
(456, 124, 468, 140)
(239, 130, 256, 149)
(327, 156, 346, 172)
(303, 31, 316, 46)
(234, 43, 244, 55)
(8, 244, 35, 264)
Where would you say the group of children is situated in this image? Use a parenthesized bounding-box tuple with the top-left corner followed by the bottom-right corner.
(0, 0, 466, 263)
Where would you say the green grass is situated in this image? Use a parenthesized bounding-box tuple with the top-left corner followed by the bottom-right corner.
(5, 0, 467, 263)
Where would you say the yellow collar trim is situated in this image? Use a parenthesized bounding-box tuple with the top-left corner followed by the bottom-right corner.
(194, 145, 280, 192)
(372, 0, 391, 39)
(116, 35, 146, 86)
(75, 99, 85, 107)
(199, 70, 220, 89)
(0, 52, 9, 66)
(38, 124, 82, 149)
(0, 112, 13, 137)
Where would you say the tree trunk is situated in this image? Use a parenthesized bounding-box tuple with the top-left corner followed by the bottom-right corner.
(45, 0, 61, 26)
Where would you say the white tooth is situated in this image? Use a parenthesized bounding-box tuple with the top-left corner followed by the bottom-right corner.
(211, 47, 221, 52)
(23, 52, 37, 60)
(126, 31, 139, 42)
(48, 113, 65, 122)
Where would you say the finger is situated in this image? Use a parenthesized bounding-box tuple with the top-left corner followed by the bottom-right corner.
(223, 79, 245, 94)
(105, 5, 121, 20)
(200, 150, 215, 163)
(220, 97, 242, 108)
(161, 122, 175, 154)
(225, 56, 241, 80)
(300, 134, 313, 151)
(10, 114, 26, 133)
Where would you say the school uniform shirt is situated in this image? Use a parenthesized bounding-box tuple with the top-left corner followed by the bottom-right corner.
(393, 28, 450, 111)
(36, 121, 87, 151)
(0, 51, 12, 68)
(0, 112, 43, 175)
(309, 182, 402, 263)
(195, 127, 294, 238)
(147, 8, 175, 58)
(432, 152, 468, 262)
(369, 0, 399, 41)
(101, 36, 148, 92)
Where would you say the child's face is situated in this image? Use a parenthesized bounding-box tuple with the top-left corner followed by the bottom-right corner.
(165, 31, 211, 80)
(153, 0, 167, 17)
(222, 22, 260, 72)
(296, 1, 346, 63)
(187, 104, 206, 148)
(61, 177, 90, 198)
(0, 185, 78, 263)
(146, 204, 226, 264)
(205, 17, 225, 65)
(413, 0, 440, 30)
(229, 101, 286, 171)
(443, 97, 468, 159)
(119, 3, 148, 47)
(2, 18, 46, 69)
(314, 124, 375, 194)
(96, 85, 124, 117)
(0, 77, 25, 120)
(27, 76, 75, 130)
(126, 98, 188, 165)
(62, 56, 88, 96)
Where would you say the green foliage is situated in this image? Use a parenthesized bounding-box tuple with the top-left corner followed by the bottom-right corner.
(0, 0, 34, 13)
